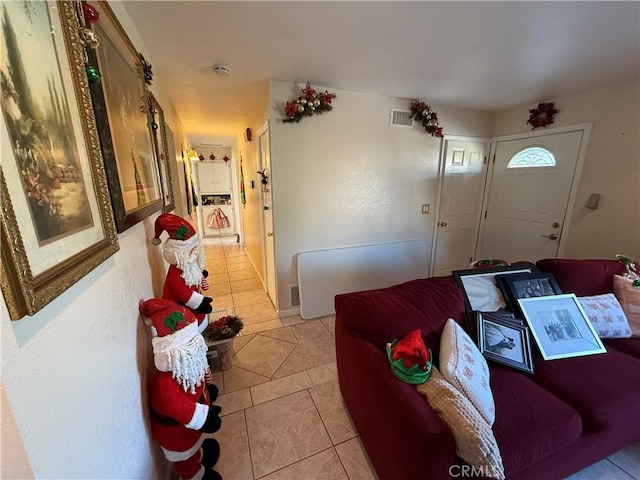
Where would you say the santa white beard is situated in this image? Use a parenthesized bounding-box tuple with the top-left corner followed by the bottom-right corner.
(164, 239, 205, 287)
(167, 335, 209, 394)
(152, 322, 209, 393)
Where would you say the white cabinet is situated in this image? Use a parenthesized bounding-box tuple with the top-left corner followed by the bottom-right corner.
(194, 161, 236, 239)
(197, 162, 231, 193)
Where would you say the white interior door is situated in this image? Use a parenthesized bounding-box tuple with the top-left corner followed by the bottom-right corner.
(431, 138, 489, 276)
(477, 128, 588, 263)
(257, 122, 277, 307)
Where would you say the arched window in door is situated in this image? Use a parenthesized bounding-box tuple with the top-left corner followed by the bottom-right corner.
(507, 147, 556, 168)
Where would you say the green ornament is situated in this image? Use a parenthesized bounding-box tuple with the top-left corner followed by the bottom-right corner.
(85, 64, 101, 84)
(151, 121, 159, 130)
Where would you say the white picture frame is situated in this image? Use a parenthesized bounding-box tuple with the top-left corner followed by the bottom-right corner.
(518, 294, 607, 360)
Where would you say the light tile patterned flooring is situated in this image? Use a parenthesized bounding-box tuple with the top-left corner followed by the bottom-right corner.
(203, 237, 639, 480)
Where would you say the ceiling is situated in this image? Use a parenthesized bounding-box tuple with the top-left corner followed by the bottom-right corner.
(122, 1, 640, 147)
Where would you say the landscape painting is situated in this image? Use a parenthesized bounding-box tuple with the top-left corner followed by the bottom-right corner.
(1, 1, 93, 246)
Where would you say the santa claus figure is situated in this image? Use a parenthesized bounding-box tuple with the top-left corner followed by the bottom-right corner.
(152, 213, 212, 334)
(140, 298, 222, 480)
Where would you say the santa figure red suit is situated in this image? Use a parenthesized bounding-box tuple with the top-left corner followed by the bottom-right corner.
(140, 298, 222, 480)
(152, 213, 212, 333)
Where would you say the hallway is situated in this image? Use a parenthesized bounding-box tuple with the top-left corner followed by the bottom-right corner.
(202, 237, 378, 479)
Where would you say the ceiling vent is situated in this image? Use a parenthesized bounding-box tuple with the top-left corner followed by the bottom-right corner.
(390, 109, 414, 128)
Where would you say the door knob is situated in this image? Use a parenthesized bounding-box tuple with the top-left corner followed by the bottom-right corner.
(439, 222, 448, 227)
(267, 232, 273, 237)
(540, 233, 558, 240)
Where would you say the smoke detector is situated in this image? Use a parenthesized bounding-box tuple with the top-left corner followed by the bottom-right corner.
(212, 65, 231, 77)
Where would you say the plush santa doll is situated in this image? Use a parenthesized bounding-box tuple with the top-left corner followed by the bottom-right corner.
(140, 298, 222, 480)
(152, 213, 212, 334)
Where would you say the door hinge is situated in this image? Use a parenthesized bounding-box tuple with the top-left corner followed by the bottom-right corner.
(483, 156, 487, 164)
(484, 210, 488, 218)
(492, 154, 496, 163)
(470, 256, 473, 263)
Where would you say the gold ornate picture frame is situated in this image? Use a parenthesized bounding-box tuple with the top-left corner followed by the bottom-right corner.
(0, 1, 119, 320)
(87, 0, 162, 232)
(149, 92, 176, 212)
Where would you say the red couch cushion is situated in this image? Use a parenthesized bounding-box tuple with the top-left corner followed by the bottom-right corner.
(490, 365, 582, 475)
(335, 275, 465, 353)
(529, 349, 640, 434)
(536, 258, 624, 296)
(605, 338, 640, 359)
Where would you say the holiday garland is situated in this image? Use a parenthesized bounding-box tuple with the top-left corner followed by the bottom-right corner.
(284, 82, 336, 123)
(409, 100, 443, 137)
(527, 102, 559, 129)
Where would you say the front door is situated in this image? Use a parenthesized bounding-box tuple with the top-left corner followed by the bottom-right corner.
(431, 137, 489, 276)
(257, 122, 277, 307)
(477, 126, 590, 263)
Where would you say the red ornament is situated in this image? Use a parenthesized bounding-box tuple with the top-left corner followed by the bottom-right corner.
(223, 156, 230, 163)
(198, 154, 205, 161)
(209, 153, 216, 161)
(527, 102, 559, 129)
(83, 3, 100, 23)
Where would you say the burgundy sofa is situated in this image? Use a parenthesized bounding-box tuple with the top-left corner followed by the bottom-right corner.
(335, 259, 640, 480)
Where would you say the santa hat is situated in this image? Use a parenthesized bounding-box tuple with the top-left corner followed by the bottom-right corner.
(139, 298, 208, 393)
(386, 329, 432, 384)
(151, 213, 198, 246)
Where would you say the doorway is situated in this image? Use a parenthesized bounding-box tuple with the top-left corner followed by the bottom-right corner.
(430, 124, 591, 272)
(476, 124, 591, 263)
(431, 137, 490, 276)
(257, 121, 277, 307)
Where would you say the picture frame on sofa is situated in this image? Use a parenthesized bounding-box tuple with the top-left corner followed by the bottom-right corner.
(477, 311, 534, 373)
(496, 272, 562, 317)
(453, 265, 538, 313)
(519, 294, 607, 360)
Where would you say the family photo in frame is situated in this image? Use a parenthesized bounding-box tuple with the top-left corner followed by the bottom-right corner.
(476, 311, 534, 373)
(518, 294, 607, 360)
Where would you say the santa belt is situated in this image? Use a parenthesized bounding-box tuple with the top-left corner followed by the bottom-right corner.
(150, 393, 207, 426)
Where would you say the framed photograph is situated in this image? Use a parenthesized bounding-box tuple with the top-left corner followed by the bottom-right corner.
(0, 1, 119, 320)
(518, 294, 607, 360)
(87, 0, 162, 232)
(496, 272, 562, 316)
(452, 265, 539, 312)
(148, 92, 175, 212)
(477, 312, 534, 373)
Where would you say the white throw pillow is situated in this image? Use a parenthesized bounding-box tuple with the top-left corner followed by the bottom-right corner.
(578, 293, 632, 339)
(439, 318, 495, 425)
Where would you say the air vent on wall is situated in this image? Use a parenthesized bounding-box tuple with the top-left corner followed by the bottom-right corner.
(390, 109, 414, 128)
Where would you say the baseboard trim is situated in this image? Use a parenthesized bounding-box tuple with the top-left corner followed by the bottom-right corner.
(277, 306, 300, 318)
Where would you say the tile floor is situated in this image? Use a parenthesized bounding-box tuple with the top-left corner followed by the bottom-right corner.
(202, 237, 639, 480)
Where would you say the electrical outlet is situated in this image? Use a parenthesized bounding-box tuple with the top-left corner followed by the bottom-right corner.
(421, 204, 430, 214)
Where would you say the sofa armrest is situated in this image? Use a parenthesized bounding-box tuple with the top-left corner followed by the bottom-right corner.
(336, 315, 456, 480)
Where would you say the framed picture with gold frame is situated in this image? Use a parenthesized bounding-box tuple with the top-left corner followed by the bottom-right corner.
(148, 92, 175, 212)
(0, 1, 119, 320)
(87, 0, 162, 232)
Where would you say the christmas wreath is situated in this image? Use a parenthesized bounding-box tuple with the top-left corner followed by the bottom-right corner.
(284, 82, 336, 123)
(409, 100, 443, 137)
(203, 315, 244, 342)
(527, 102, 559, 130)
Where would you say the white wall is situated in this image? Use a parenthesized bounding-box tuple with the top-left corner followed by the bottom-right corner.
(268, 80, 493, 311)
(235, 82, 270, 284)
(1, 2, 178, 477)
(492, 79, 640, 259)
